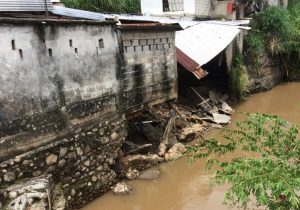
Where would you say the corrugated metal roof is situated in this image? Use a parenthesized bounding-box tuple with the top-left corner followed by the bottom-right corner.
(0, 0, 53, 12)
(176, 23, 240, 67)
(51, 6, 107, 21)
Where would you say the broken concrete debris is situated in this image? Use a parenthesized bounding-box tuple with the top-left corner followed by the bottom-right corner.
(117, 88, 234, 181)
(212, 113, 231, 124)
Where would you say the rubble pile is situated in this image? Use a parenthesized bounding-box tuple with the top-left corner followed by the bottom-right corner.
(115, 88, 234, 192)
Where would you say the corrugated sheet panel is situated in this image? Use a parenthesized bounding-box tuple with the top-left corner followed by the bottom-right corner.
(51, 6, 107, 21)
(0, 0, 53, 12)
(176, 47, 208, 80)
(176, 23, 240, 67)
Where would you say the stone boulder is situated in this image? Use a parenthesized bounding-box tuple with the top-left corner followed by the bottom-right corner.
(2, 177, 53, 210)
(116, 154, 164, 176)
(139, 169, 160, 180)
(164, 143, 187, 161)
(125, 169, 140, 180)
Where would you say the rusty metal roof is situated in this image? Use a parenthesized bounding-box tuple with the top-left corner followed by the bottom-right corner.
(176, 47, 208, 80)
(0, 0, 53, 12)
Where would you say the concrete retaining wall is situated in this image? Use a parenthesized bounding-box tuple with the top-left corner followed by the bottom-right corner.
(0, 19, 178, 209)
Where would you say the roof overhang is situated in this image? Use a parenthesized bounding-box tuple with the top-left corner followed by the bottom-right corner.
(117, 23, 183, 31)
(0, 17, 116, 25)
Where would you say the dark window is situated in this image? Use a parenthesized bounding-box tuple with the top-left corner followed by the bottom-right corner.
(163, 0, 170, 12)
(48, 48, 53, 57)
(163, 0, 184, 12)
(11, 40, 16, 50)
(98, 39, 104, 48)
(19, 49, 23, 59)
(69, 39, 73, 47)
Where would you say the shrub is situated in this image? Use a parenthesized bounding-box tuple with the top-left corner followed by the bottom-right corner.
(229, 56, 249, 100)
(188, 113, 300, 210)
(61, 0, 141, 14)
(245, 6, 300, 79)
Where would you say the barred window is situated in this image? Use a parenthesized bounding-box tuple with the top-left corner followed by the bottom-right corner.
(163, 0, 184, 12)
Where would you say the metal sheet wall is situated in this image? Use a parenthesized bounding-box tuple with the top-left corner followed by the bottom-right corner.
(0, 0, 53, 12)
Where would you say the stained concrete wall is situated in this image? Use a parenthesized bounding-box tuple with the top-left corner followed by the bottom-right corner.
(0, 20, 178, 159)
(0, 19, 178, 209)
(0, 20, 122, 161)
(0, 21, 120, 124)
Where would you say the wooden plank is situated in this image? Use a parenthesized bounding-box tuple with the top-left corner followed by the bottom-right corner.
(191, 87, 212, 108)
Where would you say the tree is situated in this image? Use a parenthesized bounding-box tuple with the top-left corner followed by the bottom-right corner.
(188, 113, 300, 209)
(61, 0, 141, 14)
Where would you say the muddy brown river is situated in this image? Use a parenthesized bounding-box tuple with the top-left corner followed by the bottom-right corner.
(83, 83, 300, 210)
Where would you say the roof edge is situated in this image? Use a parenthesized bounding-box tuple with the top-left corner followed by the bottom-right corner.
(0, 17, 116, 25)
(117, 23, 183, 31)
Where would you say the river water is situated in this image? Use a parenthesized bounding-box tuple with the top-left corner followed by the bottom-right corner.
(83, 83, 300, 210)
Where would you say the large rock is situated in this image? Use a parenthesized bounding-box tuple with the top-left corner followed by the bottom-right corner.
(164, 143, 187, 161)
(4, 172, 16, 182)
(125, 169, 140, 180)
(178, 124, 203, 142)
(117, 154, 164, 175)
(139, 169, 160, 180)
(46, 154, 58, 166)
(112, 182, 132, 195)
(3, 178, 51, 210)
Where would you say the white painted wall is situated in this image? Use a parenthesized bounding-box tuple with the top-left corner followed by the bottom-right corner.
(141, 0, 163, 15)
(184, 0, 196, 14)
(141, 0, 195, 16)
(268, 0, 280, 6)
(195, 0, 211, 17)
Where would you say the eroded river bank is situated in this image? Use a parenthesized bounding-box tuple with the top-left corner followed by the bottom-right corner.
(83, 83, 300, 210)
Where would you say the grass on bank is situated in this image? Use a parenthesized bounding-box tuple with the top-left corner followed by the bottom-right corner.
(229, 55, 249, 100)
(61, 0, 141, 14)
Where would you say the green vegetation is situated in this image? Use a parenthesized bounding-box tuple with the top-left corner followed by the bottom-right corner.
(229, 56, 249, 100)
(188, 113, 300, 210)
(61, 0, 141, 13)
(245, 5, 300, 79)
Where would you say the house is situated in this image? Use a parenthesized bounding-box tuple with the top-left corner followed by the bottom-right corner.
(140, 0, 237, 19)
